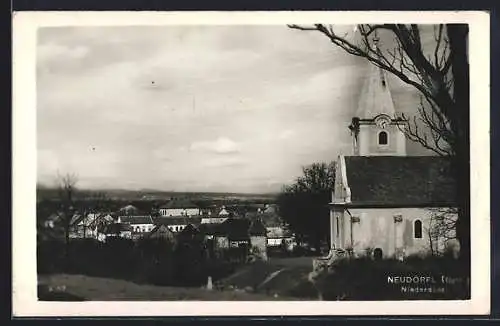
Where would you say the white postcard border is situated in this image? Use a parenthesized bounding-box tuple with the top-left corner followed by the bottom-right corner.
(12, 10, 491, 316)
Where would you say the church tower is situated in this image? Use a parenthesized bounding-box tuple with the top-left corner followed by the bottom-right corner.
(349, 39, 407, 156)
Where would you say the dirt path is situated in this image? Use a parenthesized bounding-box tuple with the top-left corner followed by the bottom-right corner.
(257, 269, 285, 289)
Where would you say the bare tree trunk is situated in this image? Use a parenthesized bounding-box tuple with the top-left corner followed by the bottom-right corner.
(447, 24, 470, 275)
(64, 222, 71, 271)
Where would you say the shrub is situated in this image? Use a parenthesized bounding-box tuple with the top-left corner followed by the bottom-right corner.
(37, 236, 241, 288)
(315, 257, 470, 300)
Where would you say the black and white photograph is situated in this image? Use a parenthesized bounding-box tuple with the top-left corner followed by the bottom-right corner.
(13, 11, 490, 316)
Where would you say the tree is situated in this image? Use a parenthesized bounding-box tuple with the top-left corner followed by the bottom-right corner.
(427, 207, 459, 256)
(288, 24, 470, 271)
(55, 172, 78, 262)
(277, 162, 335, 251)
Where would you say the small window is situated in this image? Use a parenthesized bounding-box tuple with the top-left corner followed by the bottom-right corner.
(378, 131, 388, 145)
(414, 220, 422, 239)
(336, 216, 340, 237)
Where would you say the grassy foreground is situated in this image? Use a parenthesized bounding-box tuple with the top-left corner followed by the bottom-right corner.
(38, 274, 302, 301)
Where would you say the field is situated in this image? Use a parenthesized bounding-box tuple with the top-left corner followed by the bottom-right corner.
(38, 257, 316, 301)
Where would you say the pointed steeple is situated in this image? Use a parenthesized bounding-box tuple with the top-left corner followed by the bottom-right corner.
(355, 37, 396, 119)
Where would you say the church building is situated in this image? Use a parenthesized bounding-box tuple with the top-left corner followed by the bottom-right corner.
(325, 49, 458, 262)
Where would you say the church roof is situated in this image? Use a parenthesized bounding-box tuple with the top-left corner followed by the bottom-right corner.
(355, 61, 396, 119)
(344, 156, 457, 206)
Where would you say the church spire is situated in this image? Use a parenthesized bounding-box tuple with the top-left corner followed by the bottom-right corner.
(355, 36, 396, 120)
(349, 33, 407, 157)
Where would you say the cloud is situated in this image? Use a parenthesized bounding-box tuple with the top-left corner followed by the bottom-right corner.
(278, 129, 295, 140)
(38, 43, 89, 62)
(204, 157, 246, 168)
(189, 137, 241, 154)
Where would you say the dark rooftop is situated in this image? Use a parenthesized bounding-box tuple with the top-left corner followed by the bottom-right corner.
(344, 156, 457, 206)
(119, 216, 153, 225)
(248, 219, 267, 236)
(104, 223, 132, 234)
(215, 218, 252, 241)
(153, 216, 202, 226)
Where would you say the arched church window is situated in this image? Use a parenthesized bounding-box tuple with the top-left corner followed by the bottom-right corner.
(414, 220, 423, 239)
(336, 216, 340, 237)
(378, 130, 388, 145)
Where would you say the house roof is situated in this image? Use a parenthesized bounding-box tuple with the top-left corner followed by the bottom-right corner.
(153, 216, 202, 226)
(119, 216, 153, 225)
(248, 219, 267, 236)
(215, 218, 251, 241)
(201, 217, 228, 224)
(198, 223, 221, 235)
(218, 208, 230, 216)
(198, 218, 264, 239)
(159, 198, 199, 209)
(266, 226, 293, 239)
(344, 156, 457, 206)
(148, 224, 176, 239)
(179, 223, 200, 235)
(104, 223, 132, 234)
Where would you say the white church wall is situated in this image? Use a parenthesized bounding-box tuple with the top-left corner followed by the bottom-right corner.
(336, 207, 457, 258)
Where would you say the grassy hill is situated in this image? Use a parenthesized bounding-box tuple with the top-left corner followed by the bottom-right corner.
(38, 274, 301, 301)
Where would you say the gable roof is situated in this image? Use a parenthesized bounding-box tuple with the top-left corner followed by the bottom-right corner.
(119, 216, 153, 225)
(344, 156, 457, 207)
(148, 224, 176, 239)
(248, 219, 267, 236)
(198, 223, 221, 235)
(215, 218, 251, 241)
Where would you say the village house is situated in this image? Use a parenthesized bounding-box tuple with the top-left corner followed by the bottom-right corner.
(98, 223, 133, 242)
(69, 213, 116, 239)
(316, 53, 457, 269)
(153, 216, 202, 232)
(266, 224, 295, 249)
(117, 215, 155, 234)
(147, 224, 176, 242)
(158, 198, 201, 217)
(200, 205, 230, 224)
(198, 218, 268, 261)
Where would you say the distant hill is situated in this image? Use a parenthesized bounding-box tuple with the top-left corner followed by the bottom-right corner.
(36, 186, 278, 203)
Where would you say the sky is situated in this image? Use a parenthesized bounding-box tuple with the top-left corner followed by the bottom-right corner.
(37, 25, 431, 193)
